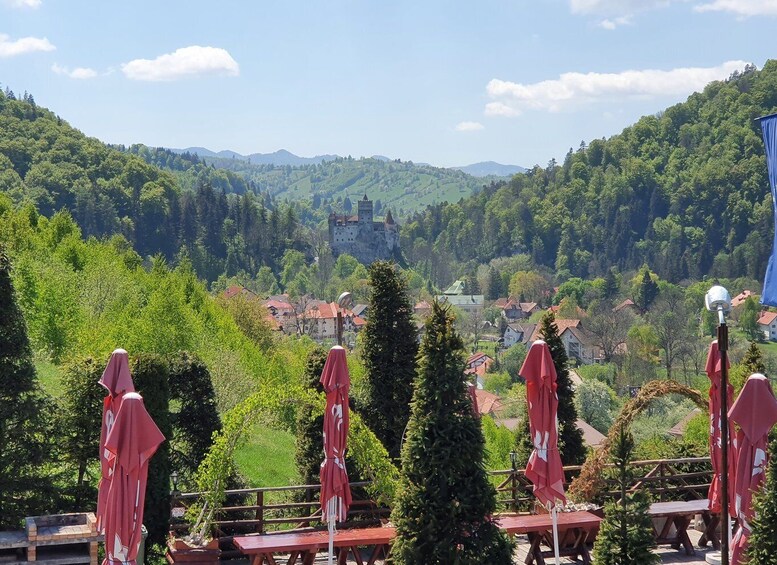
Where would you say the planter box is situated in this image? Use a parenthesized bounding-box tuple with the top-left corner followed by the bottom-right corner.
(165, 538, 220, 565)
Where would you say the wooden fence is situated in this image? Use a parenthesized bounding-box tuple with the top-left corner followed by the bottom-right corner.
(170, 457, 712, 555)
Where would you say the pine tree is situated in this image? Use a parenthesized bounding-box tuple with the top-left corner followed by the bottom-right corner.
(603, 268, 619, 300)
(539, 311, 586, 465)
(748, 434, 777, 564)
(360, 261, 418, 460)
(742, 341, 766, 375)
(487, 266, 504, 300)
(593, 426, 659, 565)
(0, 248, 54, 527)
(391, 302, 513, 564)
(634, 267, 659, 313)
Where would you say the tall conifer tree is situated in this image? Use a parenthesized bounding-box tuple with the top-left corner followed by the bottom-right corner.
(391, 302, 513, 564)
(361, 261, 418, 460)
(748, 433, 777, 564)
(539, 310, 586, 465)
(0, 249, 53, 526)
(593, 426, 659, 565)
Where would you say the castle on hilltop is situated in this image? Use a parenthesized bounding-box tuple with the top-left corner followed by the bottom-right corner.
(328, 195, 400, 264)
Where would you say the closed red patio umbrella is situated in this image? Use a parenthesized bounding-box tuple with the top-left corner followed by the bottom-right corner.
(520, 340, 566, 565)
(102, 392, 165, 565)
(705, 339, 734, 515)
(728, 373, 777, 565)
(320, 346, 352, 565)
(97, 349, 135, 533)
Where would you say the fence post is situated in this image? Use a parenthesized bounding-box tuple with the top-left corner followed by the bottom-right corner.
(256, 491, 264, 534)
(659, 463, 666, 502)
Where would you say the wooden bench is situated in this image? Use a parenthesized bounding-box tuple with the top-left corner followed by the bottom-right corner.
(234, 527, 394, 565)
(497, 511, 602, 565)
(649, 499, 718, 555)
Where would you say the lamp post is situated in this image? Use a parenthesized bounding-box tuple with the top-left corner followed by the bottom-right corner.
(336, 291, 353, 347)
(705, 285, 732, 565)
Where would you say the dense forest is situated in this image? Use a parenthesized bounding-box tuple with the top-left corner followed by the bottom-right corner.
(401, 62, 777, 285)
(0, 91, 309, 282)
(4, 61, 777, 290)
(128, 144, 488, 221)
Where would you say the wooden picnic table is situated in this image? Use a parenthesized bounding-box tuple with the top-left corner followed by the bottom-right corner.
(649, 499, 719, 555)
(498, 511, 602, 565)
(234, 527, 394, 565)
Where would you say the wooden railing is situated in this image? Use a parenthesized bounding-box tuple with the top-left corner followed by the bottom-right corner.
(171, 457, 712, 554)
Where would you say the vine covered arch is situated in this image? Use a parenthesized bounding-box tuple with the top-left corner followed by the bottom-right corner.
(568, 379, 707, 502)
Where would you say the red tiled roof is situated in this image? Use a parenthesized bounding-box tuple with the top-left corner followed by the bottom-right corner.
(529, 319, 581, 342)
(223, 285, 257, 300)
(758, 311, 777, 326)
(613, 298, 636, 312)
(474, 389, 503, 416)
(731, 290, 755, 308)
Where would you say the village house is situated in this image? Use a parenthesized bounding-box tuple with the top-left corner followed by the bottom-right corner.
(528, 319, 603, 365)
(437, 280, 484, 316)
(414, 300, 432, 318)
(465, 352, 494, 389)
(731, 290, 756, 308)
(306, 302, 366, 342)
(502, 323, 536, 348)
(758, 311, 777, 341)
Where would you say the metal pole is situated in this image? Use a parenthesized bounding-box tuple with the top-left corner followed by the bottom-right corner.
(337, 311, 343, 347)
(718, 321, 729, 565)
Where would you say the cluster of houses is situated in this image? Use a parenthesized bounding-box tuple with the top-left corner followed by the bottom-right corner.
(224, 282, 777, 353)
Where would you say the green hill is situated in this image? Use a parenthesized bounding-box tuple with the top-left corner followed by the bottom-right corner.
(401, 62, 776, 285)
(130, 145, 491, 220)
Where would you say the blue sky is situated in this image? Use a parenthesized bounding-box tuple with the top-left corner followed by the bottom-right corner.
(1, 0, 776, 168)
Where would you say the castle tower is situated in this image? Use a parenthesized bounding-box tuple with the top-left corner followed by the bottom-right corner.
(357, 194, 373, 224)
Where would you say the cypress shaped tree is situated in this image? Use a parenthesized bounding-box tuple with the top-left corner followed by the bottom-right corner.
(295, 347, 327, 493)
(60, 356, 105, 508)
(539, 311, 586, 465)
(391, 302, 513, 564)
(593, 426, 659, 565)
(360, 261, 418, 461)
(132, 354, 172, 549)
(748, 434, 777, 564)
(0, 248, 54, 527)
(168, 352, 222, 485)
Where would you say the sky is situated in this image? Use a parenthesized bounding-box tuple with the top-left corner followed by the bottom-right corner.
(1, 0, 777, 168)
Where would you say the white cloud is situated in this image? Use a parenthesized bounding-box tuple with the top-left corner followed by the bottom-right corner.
(51, 63, 97, 79)
(694, 0, 777, 16)
(4, 0, 42, 8)
(455, 121, 484, 132)
(121, 46, 239, 82)
(599, 15, 633, 28)
(0, 33, 54, 57)
(570, 0, 674, 15)
(486, 60, 749, 116)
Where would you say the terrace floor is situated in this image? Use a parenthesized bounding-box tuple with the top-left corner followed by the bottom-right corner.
(251, 527, 716, 564)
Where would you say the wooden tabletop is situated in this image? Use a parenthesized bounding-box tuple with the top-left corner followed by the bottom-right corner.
(234, 532, 324, 553)
(234, 527, 395, 554)
(497, 511, 602, 534)
(649, 499, 711, 517)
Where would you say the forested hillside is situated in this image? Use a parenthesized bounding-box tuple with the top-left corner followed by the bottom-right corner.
(402, 62, 777, 284)
(132, 145, 489, 220)
(0, 90, 308, 282)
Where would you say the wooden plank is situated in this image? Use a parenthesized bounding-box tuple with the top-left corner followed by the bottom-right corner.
(498, 511, 601, 534)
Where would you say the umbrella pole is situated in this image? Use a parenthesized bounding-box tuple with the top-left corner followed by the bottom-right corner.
(551, 505, 561, 565)
(327, 498, 335, 565)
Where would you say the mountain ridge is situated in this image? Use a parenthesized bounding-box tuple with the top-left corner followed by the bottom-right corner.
(171, 146, 523, 176)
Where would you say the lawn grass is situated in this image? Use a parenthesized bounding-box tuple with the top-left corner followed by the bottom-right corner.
(35, 358, 64, 399)
(233, 424, 299, 487)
